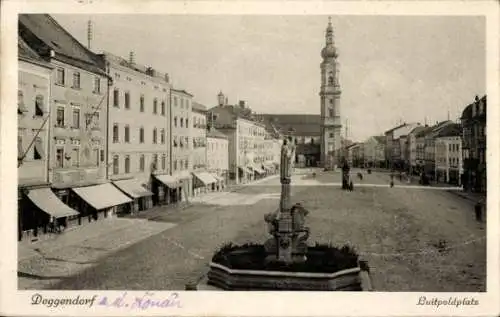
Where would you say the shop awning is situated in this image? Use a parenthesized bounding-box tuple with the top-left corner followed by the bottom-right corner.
(155, 174, 180, 188)
(193, 172, 217, 185)
(113, 179, 153, 198)
(250, 164, 266, 175)
(262, 163, 274, 172)
(27, 188, 79, 218)
(239, 166, 253, 175)
(72, 183, 133, 210)
(212, 174, 225, 182)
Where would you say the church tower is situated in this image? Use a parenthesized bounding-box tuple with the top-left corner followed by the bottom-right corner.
(319, 17, 342, 169)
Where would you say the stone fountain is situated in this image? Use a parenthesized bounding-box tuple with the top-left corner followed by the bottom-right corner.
(187, 138, 372, 291)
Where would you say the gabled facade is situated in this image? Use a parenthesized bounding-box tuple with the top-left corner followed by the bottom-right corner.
(435, 123, 462, 185)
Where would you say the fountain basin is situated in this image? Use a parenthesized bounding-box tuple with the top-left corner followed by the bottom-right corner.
(188, 244, 372, 291)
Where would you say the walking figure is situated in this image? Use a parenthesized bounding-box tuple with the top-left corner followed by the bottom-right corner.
(357, 172, 363, 181)
(390, 172, 395, 188)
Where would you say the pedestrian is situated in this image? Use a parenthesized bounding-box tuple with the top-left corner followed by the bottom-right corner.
(390, 172, 395, 188)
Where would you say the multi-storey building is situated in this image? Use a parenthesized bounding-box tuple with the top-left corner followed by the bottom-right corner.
(363, 136, 385, 168)
(17, 37, 63, 241)
(435, 123, 462, 185)
(461, 95, 487, 193)
(19, 15, 133, 232)
(170, 88, 194, 200)
(384, 122, 420, 169)
(100, 52, 170, 208)
(260, 114, 321, 167)
(208, 93, 267, 184)
(206, 126, 229, 190)
(415, 126, 433, 175)
(191, 102, 216, 196)
(423, 120, 454, 180)
(405, 126, 427, 175)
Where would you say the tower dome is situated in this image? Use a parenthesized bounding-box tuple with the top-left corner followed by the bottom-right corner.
(321, 17, 337, 59)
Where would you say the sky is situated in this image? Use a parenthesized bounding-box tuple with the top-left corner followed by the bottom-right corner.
(53, 14, 485, 141)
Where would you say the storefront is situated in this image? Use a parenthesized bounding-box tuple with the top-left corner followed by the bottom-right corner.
(250, 164, 266, 180)
(71, 183, 133, 220)
(238, 166, 253, 184)
(113, 178, 154, 213)
(20, 187, 80, 242)
(153, 174, 180, 205)
(192, 171, 218, 196)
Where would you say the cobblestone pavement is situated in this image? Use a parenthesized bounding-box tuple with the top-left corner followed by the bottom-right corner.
(25, 170, 484, 291)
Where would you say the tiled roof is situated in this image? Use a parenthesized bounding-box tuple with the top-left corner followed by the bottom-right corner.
(206, 127, 228, 139)
(259, 114, 321, 136)
(384, 123, 407, 134)
(409, 126, 426, 135)
(373, 135, 386, 144)
(415, 126, 434, 138)
(208, 105, 266, 127)
(101, 51, 170, 82)
(18, 37, 52, 68)
(436, 123, 461, 138)
(192, 102, 207, 113)
(18, 14, 106, 77)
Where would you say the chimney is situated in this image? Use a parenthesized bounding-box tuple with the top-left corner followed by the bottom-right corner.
(129, 51, 135, 65)
(87, 20, 93, 49)
(239, 100, 245, 109)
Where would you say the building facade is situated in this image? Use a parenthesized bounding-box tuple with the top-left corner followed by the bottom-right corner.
(435, 126, 462, 185)
(170, 89, 194, 200)
(206, 127, 229, 189)
(102, 52, 171, 207)
(319, 18, 342, 169)
(191, 102, 215, 195)
(363, 136, 385, 168)
(461, 95, 487, 193)
(17, 38, 54, 240)
(423, 121, 454, 180)
(18, 14, 135, 238)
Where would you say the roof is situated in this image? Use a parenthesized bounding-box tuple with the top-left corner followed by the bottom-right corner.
(101, 51, 169, 83)
(206, 127, 228, 139)
(415, 126, 433, 138)
(208, 105, 266, 127)
(18, 37, 53, 68)
(259, 114, 321, 136)
(18, 14, 106, 77)
(192, 102, 207, 113)
(373, 136, 386, 144)
(384, 123, 407, 135)
(171, 88, 193, 97)
(409, 126, 426, 135)
(436, 123, 461, 138)
(461, 95, 487, 120)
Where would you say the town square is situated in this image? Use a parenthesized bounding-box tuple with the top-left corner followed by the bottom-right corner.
(15, 14, 486, 292)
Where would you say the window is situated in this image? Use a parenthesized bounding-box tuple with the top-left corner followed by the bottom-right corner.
(174, 136, 178, 147)
(186, 119, 189, 128)
(125, 92, 130, 109)
(72, 108, 80, 129)
(125, 125, 130, 143)
(153, 98, 158, 114)
(35, 95, 44, 116)
(174, 117, 178, 128)
(140, 95, 145, 112)
(18, 90, 27, 114)
(56, 107, 65, 127)
(180, 118, 184, 128)
(100, 149, 105, 162)
(113, 89, 119, 107)
(33, 137, 43, 160)
(186, 100, 190, 110)
(185, 160, 188, 169)
(152, 154, 158, 167)
(160, 129, 165, 144)
(94, 148, 100, 166)
(113, 155, 119, 175)
(93, 112, 100, 128)
(56, 68, 65, 85)
(69, 148, 79, 167)
(153, 128, 157, 144)
(161, 155, 166, 170)
(328, 108, 334, 117)
(174, 97, 178, 107)
(93, 77, 101, 93)
(72, 72, 81, 89)
(125, 155, 130, 173)
(139, 155, 145, 171)
(56, 148, 64, 168)
(181, 98, 184, 108)
(113, 124, 119, 143)
(329, 132, 334, 138)
(139, 127, 144, 143)
(161, 101, 165, 115)
(173, 160, 177, 171)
